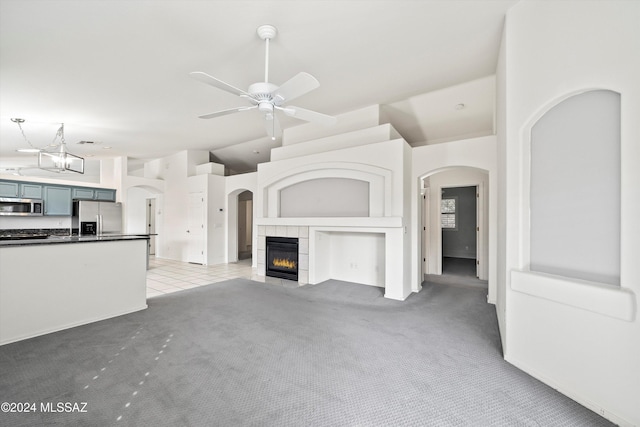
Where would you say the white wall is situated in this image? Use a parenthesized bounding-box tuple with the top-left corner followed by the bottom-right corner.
(328, 232, 385, 287)
(145, 150, 209, 262)
(282, 105, 384, 146)
(125, 186, 154, 234)
(495, 4, 508, 350)
(0, 215, 70, 231)
(500, 2, 640, 425)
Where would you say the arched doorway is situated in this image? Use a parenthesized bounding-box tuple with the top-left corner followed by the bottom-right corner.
(237, 190, 253, 261)
(420, 167, 489, 288)
(226, 188, 254, 264)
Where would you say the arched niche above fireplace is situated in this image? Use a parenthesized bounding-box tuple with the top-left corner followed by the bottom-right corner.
(280, 177, 369, 218)
(262, 162, 392, 218)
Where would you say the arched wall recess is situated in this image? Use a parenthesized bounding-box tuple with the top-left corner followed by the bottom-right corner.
(226, 185, 257, 265)
(528, 89, 621, 285)
(262, 162, 392, 218)
(280, 177, 369, 218)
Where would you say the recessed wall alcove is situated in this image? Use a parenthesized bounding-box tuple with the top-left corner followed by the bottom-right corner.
(528, 89, 621, 285)
(311, 230, 385, 287)
(511, 89, 632, 321)
(261, 162, 393, 219)
(279, 177, 369, 218)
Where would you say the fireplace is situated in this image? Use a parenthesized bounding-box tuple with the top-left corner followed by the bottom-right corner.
(266, 236, 299, 281)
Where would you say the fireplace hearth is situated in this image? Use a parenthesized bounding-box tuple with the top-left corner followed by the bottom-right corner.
(266, 236, 299, 281)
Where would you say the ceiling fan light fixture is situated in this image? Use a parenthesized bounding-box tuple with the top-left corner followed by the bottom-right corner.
(190, 24, 335, 139)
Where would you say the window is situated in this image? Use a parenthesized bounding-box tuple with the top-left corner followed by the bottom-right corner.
(441, 197, 457, 229)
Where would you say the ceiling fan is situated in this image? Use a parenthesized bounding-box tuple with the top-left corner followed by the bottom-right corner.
(190, 25, 336, 140)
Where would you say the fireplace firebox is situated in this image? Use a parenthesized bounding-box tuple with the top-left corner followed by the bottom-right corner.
(265, 236, 299, 281)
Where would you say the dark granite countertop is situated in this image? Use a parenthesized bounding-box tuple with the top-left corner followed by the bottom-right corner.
(0, 234, 150, 247)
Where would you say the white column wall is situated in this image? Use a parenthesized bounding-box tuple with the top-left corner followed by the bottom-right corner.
(145, 150, 209, 262)
(501, 2, 640, 425)
(411, 136, 498, 301)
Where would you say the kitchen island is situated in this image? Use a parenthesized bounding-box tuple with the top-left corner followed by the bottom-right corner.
(0, 235, 149, 345)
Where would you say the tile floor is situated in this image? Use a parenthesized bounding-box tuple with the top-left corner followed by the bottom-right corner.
(146, 256, 260, 298)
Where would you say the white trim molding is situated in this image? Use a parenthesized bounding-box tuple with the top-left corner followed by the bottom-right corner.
(511, 270, 636, 322)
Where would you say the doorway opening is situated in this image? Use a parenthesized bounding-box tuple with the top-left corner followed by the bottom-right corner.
(237, 190, 253, 261)
(441, 186, 478, 280)
(420, 167, 489, 290)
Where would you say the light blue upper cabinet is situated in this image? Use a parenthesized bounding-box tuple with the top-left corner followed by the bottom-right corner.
(43, 186, 72, 216)
(0, 180, 116, 210)
(95, 189, 116, 201)
(72, 187, 116, 201)
(0, 181, 19, 198)
(20, 183, 43, 199)
(72, 187, 95, 200)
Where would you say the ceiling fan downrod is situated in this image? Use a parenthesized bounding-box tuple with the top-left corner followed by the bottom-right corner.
(257, 25, 277, 84)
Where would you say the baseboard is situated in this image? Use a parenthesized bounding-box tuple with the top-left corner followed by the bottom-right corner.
(0, 304, 148, 346)
(442, 254, 476, 260)
(496, 305, 506, 355)
(505, 354, 634, 427)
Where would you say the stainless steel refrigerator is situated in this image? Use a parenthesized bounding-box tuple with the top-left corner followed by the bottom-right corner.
(72, 200, 122, 236)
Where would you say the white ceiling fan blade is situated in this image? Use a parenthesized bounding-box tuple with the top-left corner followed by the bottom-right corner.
(279, 105, 337, 126)
(190, 71, 250, 97)
(271, 72, 319, 105)
(198, 105, 257, 119)
(264, 113, 281, 140)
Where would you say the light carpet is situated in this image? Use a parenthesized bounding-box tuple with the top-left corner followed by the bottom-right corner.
(0, 279, 613, 426)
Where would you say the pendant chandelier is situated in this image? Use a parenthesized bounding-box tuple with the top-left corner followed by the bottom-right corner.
(11, 118, 84, 174)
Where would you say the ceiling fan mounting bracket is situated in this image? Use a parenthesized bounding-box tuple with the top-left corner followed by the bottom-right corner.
(256, 24, 277, 41)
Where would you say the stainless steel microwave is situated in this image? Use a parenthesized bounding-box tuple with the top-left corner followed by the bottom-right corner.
(0, 197, 44, 216)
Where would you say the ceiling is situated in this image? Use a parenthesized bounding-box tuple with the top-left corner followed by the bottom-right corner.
(0, 0, 517, 179)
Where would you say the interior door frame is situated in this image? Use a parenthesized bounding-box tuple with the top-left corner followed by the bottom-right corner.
(436, 183, 486, 280)
(187, 192, 205, 264)
(476, 182, 485, 280)
(421, 188, 430, 277)
(146, 198, 156, 255)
